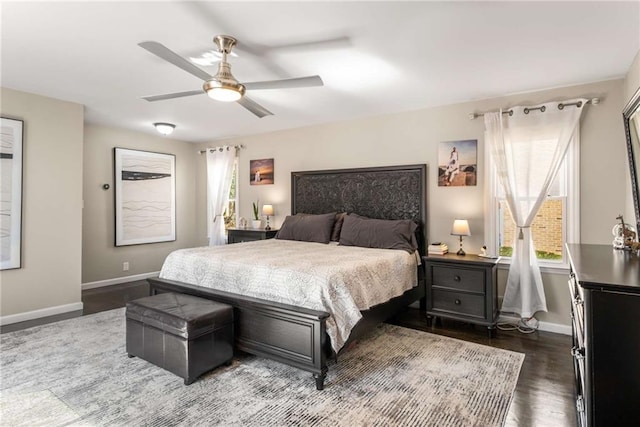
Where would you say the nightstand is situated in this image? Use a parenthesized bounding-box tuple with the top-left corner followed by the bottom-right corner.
(423, 253, 499, 337)
(227, 228, 278, 244)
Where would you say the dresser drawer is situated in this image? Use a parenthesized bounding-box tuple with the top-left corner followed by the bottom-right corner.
(431, 289, 485, 319)
(432, 265, 485, 293)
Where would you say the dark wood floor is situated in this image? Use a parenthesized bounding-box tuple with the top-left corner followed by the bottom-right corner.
(14, 281, 577, 426)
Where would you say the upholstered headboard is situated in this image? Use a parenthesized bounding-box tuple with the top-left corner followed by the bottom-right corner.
(291, 164, 427, 255)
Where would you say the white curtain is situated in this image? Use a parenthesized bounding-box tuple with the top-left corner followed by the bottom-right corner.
(484, 99, 587, 319)
(206, 147, 236, 246)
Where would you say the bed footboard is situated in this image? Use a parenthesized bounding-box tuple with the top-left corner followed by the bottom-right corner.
(147, 277, 331, 389)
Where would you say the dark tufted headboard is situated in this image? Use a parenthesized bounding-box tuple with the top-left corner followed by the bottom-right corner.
(291, 164, 427, 255)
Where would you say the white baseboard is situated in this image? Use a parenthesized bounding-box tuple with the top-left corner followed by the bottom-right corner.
(498, 314, 572, 336)
(82, 271, 160, 290)
(0, 302, 84, 326)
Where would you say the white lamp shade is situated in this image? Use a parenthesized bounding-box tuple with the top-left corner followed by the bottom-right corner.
(451, 219, 471, 236)
(262, 204, 274, 216)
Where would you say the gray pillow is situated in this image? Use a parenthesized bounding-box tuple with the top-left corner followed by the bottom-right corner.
(339, 214, 418, 253)
(331, 213, 347, 242)
(276, 212, 336, 244)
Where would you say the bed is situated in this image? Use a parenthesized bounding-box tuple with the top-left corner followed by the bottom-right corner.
(148, 164, 427, 389)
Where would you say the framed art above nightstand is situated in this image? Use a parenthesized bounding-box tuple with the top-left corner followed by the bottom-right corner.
(423, 253, 499, 337)
(227, 228, 278, 244)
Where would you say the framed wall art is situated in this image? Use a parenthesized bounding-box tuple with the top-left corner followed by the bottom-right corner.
(250, 158, 274, 185)
(114, 148, 176, 246)
(438, 139, 477, 187)
(1, 117, 24, 270)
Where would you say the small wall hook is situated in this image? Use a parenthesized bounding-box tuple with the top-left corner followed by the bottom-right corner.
(102, 184, 110, 190)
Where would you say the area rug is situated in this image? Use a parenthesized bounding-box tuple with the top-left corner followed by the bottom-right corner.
(1, 308, 524, 426)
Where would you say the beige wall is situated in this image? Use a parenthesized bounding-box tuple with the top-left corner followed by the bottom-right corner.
(0, 88, 84, 317)
(202, 79, 626, 328)
(625, 50, 640, 103)
(82, 124, 202, 283)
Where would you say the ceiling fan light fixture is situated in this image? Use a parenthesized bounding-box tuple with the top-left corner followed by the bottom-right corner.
(153, 122, 175, 135)
(203, 59, 246, 102)
(204, 81, 245, 102)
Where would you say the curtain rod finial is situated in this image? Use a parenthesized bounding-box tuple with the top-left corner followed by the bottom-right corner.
(468, 113, 478, 120)
(591, 98, 600, 105)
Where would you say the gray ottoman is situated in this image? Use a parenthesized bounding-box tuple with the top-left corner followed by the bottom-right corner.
(126, 292, 233, 385)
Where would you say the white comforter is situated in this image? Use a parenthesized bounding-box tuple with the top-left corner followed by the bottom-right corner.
(159, 239, 418, 352)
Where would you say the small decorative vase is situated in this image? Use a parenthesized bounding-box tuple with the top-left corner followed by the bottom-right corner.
(238, 217, 246, 229)
(251, 220, 262, 229)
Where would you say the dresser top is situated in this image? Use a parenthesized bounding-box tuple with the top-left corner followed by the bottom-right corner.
(566, 243, 640, 293)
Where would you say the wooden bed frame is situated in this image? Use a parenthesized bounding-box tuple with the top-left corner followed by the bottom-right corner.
(148, 164, 427, 390)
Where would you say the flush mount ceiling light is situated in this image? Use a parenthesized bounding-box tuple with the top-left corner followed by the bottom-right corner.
(153, 122, 175, 135)
(202, 36, 245, 102)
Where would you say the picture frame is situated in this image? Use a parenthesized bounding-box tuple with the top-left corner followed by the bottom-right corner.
(250, 158, 274, 185)
(114, 148, 176, 246)
(438, 139, 478, 187)
(1, 117, 24, 270)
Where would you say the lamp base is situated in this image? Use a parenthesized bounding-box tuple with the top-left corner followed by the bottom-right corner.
(265, 217, 271, 231)
(456, 235, 466, 256)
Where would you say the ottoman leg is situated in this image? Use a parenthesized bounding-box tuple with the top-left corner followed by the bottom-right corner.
(127, 354, 135, 358)
(184, 377, 195, 386)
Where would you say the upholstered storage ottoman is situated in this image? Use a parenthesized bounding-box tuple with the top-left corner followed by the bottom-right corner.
(126, 292, 234, 385)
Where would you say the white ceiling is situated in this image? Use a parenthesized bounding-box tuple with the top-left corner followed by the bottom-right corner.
(2, 1, 639, 143)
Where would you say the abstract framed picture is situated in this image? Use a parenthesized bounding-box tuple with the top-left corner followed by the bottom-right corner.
(250, 158, 274, 185)
(1, 117, 24, 270)
(114, 148, 176, 246)
(438, 139, 477, 187)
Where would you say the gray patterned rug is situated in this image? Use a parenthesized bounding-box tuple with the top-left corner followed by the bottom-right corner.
(1, 308, 523, 426)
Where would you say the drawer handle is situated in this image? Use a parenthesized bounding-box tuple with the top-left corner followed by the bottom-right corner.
(453, 275, 461, 282)
(454, 299, 461, 305)
(571, 346, 585, 360)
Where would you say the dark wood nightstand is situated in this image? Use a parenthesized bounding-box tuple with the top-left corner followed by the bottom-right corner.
(227, 228, 278, 244)
(423, 253, 499, 337)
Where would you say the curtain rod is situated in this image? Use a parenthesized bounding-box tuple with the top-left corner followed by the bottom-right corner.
(468, 97, 600, 120)
(198, 144, 245, 154)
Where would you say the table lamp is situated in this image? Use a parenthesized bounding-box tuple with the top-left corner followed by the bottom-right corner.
(451, 219, 471, 255)
(263, 205, 274, 230)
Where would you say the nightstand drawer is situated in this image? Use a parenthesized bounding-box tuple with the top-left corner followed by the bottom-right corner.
(432, 265, 485, 293)
(431, 289, 485, 318)
(227, 228, 278, 244)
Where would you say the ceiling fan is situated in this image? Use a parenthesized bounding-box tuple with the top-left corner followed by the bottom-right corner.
(139, 35, 324, 118)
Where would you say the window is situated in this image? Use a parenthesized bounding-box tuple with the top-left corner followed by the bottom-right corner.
(485, 133, 579, 269)
(223, 159, 238, 229)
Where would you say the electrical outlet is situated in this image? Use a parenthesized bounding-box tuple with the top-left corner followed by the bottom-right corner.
(123, 261, 129, 271)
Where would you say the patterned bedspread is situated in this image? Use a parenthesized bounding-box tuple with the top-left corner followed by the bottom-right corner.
(159, 239, 418, 352)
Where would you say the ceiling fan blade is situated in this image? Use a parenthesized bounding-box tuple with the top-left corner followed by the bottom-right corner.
(243, 76, 324, 91)
(141, 90, 204, 102)
(267, 36, 352, 53)
(237, 96, 273, 118)
(139, 41, 212, 82)
(182, 2, 290, 77)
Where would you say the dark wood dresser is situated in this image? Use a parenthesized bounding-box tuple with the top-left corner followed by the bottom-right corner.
(423, 254, 499, 337)
(566, 244, 640, 426)
(227, 228, 278, 244)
